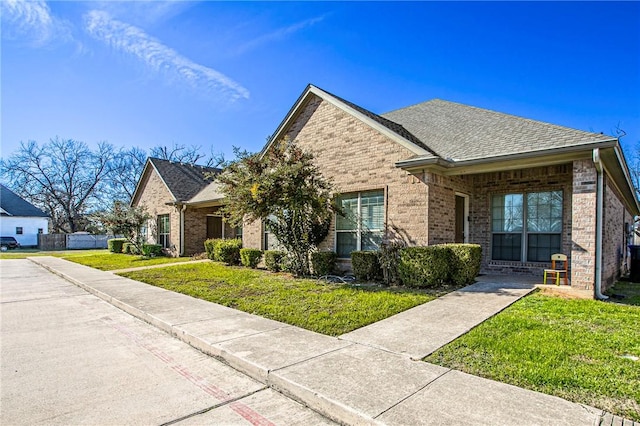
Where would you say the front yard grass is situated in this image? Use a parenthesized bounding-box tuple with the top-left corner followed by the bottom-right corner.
(64, 252, 193, 271)
(0, 249, 108, 259)
(425, 291, 640, 421)
(120, 262, 442, 336)
(606, 281, 640, 306)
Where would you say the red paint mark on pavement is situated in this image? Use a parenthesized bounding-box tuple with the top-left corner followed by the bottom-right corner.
(103, 317, 275, 425)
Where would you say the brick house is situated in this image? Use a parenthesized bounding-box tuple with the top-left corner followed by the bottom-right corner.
(131, 85, 639, 297)
(130, 158, 239, 256)
(239, 85, 638, 297)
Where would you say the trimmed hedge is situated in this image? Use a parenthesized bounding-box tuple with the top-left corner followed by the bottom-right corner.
(214, 238, 242, 265)
(142, 244, 163, 257)
(240, 248, 263, 268)
(122, 242, 140, 255)
(398, 246, 451, 287)
(311, 251, 337, 276)
(398, 244, 481, 288)
(108, 238, 128, 253)
(264, 250, 286, 272)
(351, 251, 381, 281)
(204, 238, 220, 260)
(444, 243, 482, 285)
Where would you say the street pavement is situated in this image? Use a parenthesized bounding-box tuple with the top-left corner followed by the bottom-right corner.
(0, 259, 335, 425)
(7, 256, 634, 425)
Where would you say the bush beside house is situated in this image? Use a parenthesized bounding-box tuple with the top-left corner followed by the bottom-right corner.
(311, 251, 337, 276)
(240, 248, 263, 268)
(398, 244, 481, 288)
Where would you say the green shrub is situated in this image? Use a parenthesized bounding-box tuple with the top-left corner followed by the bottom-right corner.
(398, 246, 452, 288)
(108, 238, 128, 253)
(142, 244, 163, 257)
(264, 250, 286, 272)
(204, 238, 221, 260)
(378, 241, 405, 285)
(443, 243, 482, 285)
(351, 251, 381, 281)
(240, 248, 263, 268)
(122, 242, 140, 255)
(214, 238, 242, 265)
(311, 251, 337, 276)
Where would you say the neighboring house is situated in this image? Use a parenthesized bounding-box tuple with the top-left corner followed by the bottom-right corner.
(0, 184, 49, 247)
(130, 158, 239, 256)
(239, 85, 638, 295)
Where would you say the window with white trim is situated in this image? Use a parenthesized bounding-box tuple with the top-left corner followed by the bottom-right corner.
(336, 190, 384, 258)
(157, 214, 170, 248)
(492, 191, 563, 262)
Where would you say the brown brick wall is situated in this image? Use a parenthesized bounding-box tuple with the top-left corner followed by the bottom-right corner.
(470, 164, 573, 277)
(424, 172, 473, 244)
(183, 206, 237, 256)
(571, 159, 597, 290)
(243, 95, 429, 251)
(602, 174, 632, 291)
(132, 168, 181, 256)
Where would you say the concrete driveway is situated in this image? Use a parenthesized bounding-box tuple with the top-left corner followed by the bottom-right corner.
(0, 260, 334, 425)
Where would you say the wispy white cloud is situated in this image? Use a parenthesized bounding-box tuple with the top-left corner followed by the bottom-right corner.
(90, 0, 196, 27)
(236, 15, 326, 55)
(0, 0, 70, 46)
(83, 10, 249, 101)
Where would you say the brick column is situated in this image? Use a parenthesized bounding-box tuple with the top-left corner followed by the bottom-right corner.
(571, 160, 597, 290)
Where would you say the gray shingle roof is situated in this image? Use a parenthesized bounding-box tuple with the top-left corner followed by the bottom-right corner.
(149, 158, 220, 202)
(0, 184, 49, 217)
(318, 88, 438, 156)
(381, 99, 615, 162)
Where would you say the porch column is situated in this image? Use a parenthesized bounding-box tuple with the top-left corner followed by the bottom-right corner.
(571, 160, 597, 290)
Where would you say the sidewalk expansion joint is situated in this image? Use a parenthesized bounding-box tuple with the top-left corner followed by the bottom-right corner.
(267, 342, 357, 378)
(159, 386, 269, 426)
(373, 367, 453, 420)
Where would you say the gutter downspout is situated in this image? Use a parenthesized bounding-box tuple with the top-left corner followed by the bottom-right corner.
(179, 204, 187, 256)
(592, 148, 609, 300)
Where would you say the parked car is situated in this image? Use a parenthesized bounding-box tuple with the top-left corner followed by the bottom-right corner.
(0, 236, 20, 250)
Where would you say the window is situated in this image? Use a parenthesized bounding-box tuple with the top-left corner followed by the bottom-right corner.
(16, 227, 23, 235)
(235, 226, 243, 240)
(336, 190, 384, 258)
(263, 215, 281, 250)
(157, 214, 170, 248)
(38, 228, 43, 234)
(492, 191, 562, 262)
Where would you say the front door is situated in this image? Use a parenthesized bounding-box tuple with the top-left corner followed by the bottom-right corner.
(206, 216, 223, 239)
(455, 195, 467, 243)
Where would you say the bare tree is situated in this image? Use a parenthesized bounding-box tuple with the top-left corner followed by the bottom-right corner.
(0, 138, 115, 233)
(150, 143, 225, 168)
(106, 147, 147, 203)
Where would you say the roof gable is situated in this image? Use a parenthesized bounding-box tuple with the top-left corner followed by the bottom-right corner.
(261, 84, 435, 158)
(131, 158, 219, 205)
(0, 184, 48, 217)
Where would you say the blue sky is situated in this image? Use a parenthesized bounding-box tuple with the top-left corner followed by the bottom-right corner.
(2, 1, 639, 162)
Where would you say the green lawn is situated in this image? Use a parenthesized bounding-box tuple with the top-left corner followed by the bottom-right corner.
(606, 281, 640, 306)
(121, 262, 442, 336)
(425, 291, 640, 421)
(0, 249, 108, 259)
(64, 252, 194, 271)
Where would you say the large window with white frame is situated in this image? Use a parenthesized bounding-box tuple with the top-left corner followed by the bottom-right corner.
(157, 214, 170, 249)
(336, 190, 384, 258)
(492, 190, 563, 262)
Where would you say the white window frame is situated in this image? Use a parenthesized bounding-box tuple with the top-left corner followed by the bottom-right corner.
(157, 214, 170, 249)
(335, 190, 385, 258)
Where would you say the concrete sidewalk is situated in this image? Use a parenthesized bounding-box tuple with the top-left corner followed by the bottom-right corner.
(29, 256, 615, 426)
